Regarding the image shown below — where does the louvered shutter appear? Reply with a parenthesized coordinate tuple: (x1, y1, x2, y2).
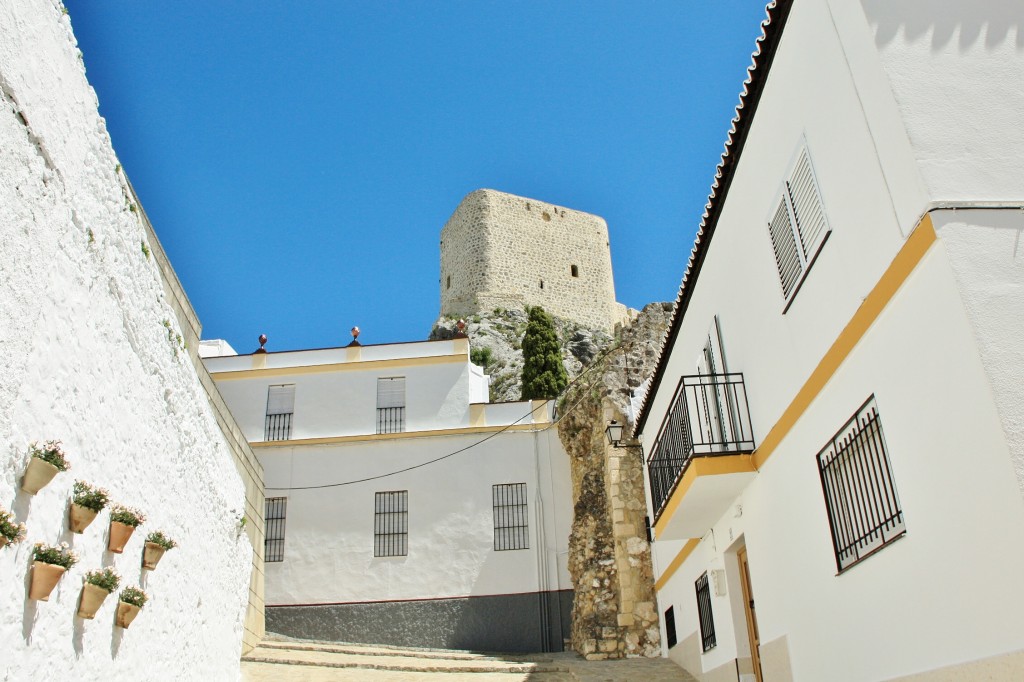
(266, 385, 295, 415)
(768, 196, 802, 298)
(377, 377, 405, 408)
(788, 148, 827, 258)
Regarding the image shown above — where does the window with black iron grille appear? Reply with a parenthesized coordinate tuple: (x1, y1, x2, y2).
(695, 572, 716, 652)
(664, 606, 677, 649)
(492, 483, 529, 551)
(265, 497, 287, 562)
(768, 146, 830, 307)
(377, 377, 405, 434)
(817, 396, 905, 573)
(265, 384, 295, 441)
(374, 490, 408, 557)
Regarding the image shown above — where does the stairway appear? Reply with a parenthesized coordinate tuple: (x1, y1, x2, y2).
(242, 636, 696, 681)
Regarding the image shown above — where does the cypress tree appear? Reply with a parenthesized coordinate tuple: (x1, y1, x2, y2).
(520, 306, 568, 400)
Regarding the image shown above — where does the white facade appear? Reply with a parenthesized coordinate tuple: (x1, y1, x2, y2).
(0, 1, 255, 678)
(205, 337, 575, 652)
(635, 2, 1024, 681)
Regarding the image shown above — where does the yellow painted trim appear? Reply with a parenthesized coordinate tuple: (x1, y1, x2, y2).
(655, 539, 700, 592)
(751, 215, 936, 470)
(653, 454, 755, 538)
(211, 353, 465, 381)
(252, 421, 550, 447)
(652, 217, 937, 540)
(469, 404, 486, 427)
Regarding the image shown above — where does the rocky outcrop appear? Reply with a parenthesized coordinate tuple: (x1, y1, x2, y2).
(432, 301, 671, 659)
(557, 302, 673, 659)
(431, 308, 615, 402)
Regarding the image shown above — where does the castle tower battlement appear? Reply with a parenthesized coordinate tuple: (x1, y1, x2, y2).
(440, 189, 627, 332)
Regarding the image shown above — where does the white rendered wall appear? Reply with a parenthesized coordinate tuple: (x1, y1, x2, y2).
(641, 1, 1024, 679)
(260, 425, 573, 605)
(933, 208, 1024, 495)
(859, 0, 1024, 203)
(652, 248, 1024, 680)
(206, 345, 475, 441)
(0, 1, 251, 679)
(642, 0, 919, 456)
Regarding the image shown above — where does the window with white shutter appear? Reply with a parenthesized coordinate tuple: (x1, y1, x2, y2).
(265, 384, 295, 441)
(376, 377, 405, 434)
(768, 146, 830, 308)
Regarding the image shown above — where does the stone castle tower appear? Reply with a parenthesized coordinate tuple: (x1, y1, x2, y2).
(440, 189, 628, 332)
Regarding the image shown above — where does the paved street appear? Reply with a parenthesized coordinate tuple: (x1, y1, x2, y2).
(241, 638, 696, 682)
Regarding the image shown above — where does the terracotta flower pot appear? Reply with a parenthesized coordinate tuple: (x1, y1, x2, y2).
(22, 458, 59, 494)
(116, 601, 141, 629)
(0, 537, 8, 549)
(69, 504, 99, 534)
(142, 542, 166, 570)
(77, 582, 110, 619)
(108, 521, 136, 553)
(29, 561, 67, 601)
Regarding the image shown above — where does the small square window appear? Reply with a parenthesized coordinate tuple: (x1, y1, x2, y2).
(664, 606, 677, 649)
(265, 497, 287, 562)
(817, 397, 905, 573)
(695, 572, 716, 652)
(768, 145, 830, 309)
(492, 483, 529, 551)
(374, 491, 408, 557)
(377, 377, 405, 434)
(265, 385, 294, 441)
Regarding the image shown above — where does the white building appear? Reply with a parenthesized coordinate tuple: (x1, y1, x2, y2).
(203, 333, 575, 652)
(632, 1, 1024, 680)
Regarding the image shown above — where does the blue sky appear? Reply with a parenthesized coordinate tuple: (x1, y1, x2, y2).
(65, 1, 769, 353)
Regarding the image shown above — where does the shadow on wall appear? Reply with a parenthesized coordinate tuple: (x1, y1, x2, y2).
(861, 0, 1024, 50)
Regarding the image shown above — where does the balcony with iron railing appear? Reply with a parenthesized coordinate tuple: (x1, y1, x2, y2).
(647, 373, 756, 540)
(264, 412, 292, 442)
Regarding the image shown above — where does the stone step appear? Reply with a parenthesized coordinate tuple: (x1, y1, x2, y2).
(257, 637, 553, 663)
(243, 644, 570, 675)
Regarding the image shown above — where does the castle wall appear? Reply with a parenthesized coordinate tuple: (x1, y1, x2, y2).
(440, 189, 626, 332)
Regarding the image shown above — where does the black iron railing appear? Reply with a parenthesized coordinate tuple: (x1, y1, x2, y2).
(647, 373, 754, 522)
(264, 412, 292, 441)
(377, 406, 405, 434)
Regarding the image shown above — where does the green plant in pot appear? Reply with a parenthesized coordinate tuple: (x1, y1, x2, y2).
(78, 567, 120, 619)
(0, 507, 27, 549)
(142, 531, 177, 570)
(69, 480, 110, 534)
(30, 542, 78, 601)
(116, 585, 148, 628)
(22, 440, 71, 494)
(107, 505, 146, 554)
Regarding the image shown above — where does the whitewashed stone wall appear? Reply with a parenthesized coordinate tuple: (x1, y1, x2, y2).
(0, 1, 251, 678)
(440, 189, 628, 332)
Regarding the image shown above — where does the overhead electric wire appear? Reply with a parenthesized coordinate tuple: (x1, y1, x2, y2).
(266, 340, 632, 492)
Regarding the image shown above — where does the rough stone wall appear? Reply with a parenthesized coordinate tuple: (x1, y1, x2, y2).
(0, 1, 252, 677)
(557, 303, 672, 659)
(440, 189, 628, 333)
